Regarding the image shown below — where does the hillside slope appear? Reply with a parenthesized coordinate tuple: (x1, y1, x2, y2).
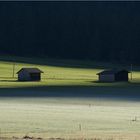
(0, 56, 139, 89)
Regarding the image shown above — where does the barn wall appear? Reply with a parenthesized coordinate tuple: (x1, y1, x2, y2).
(18, 71, 30, 81)
(115, 72, 128, 81)
(30, 73, 41, 81)
(99, 74, 115, 82)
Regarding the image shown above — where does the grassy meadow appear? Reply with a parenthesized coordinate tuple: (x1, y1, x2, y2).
(0, 56, 140, 139)
(0, 57, 99, 88)
(0, 56, 139, 88)
(0, 97, 140, 140)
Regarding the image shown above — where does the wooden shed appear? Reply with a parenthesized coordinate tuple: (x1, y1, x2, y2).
(97, 69, 130, 82)
(17, 68, 43, 81)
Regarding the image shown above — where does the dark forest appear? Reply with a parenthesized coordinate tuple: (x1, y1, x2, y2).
(0, 2, 140, 63)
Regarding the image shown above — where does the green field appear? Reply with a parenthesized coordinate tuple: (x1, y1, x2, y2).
(0, 57, 140, 139)
(0, 56, 139, 88)
(0, 57, 140, 88)
(0, 56, 100, 88)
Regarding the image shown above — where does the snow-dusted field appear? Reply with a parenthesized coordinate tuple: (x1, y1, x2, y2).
(0, 96, 140, 140)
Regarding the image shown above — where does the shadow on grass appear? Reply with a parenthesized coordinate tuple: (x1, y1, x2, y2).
(92, 80, 140, 86)
(92, 80, 133, 84)
(0, 55, 139, 71)
(92, 80, 118, 83)
(0, 83, 140, 102)
(0, 80, 18, 82)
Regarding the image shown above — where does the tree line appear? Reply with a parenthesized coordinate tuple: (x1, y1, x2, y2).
(0, 2, 139, 63)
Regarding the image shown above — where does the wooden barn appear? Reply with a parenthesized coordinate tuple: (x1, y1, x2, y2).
(17, 68, 43, 81)
(97, 69, 130, 82)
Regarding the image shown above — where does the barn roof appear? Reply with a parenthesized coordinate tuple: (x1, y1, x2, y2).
(97, 69, 129, 75)
(17, 68, 44, 74)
